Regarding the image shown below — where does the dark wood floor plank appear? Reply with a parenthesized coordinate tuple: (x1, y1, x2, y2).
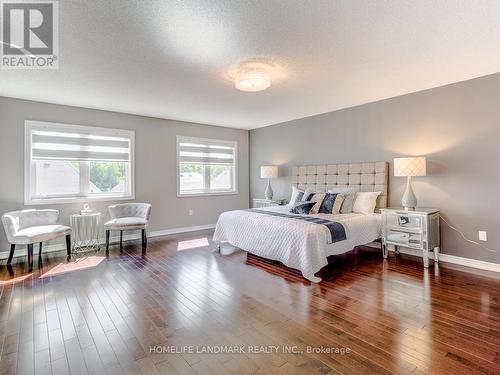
(51, 356, 70, 375)
(16, 339, 34, 374)
(64, 336, 88, 375)
(81, 344, 106, 374)
(34, 347, 51, 375)
(48, 328, 66, 363)
(0, 351, 17, 375)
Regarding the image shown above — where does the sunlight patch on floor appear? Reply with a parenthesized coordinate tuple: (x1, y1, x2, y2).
(39, 256, 105, 278)
(177, 237, 209, 251)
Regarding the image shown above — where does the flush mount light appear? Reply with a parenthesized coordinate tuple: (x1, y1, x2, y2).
(235, 61, 272, 92)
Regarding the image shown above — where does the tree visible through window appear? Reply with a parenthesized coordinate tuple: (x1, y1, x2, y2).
(90, 161, 126, 193)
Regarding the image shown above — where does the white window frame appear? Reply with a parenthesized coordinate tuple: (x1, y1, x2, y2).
(24, 120, 135, 205)
(177, 136, 238, 197)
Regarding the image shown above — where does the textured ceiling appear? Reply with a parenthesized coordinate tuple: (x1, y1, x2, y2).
(2, 0, 500, 129)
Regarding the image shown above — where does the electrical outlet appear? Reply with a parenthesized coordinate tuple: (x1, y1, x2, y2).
(188, 209, 193, 216)
(478, 231, 487, 241)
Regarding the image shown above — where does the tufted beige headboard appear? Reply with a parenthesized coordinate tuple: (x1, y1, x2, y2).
(292, 161, 389, 209)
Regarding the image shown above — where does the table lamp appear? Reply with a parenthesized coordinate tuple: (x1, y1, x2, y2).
(260, 166, 278, 200)
(394, 157, 426, 210)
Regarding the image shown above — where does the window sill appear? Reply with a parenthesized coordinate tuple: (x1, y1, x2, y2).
(25, 194, 135, 206)
(177, 191, 238, 198)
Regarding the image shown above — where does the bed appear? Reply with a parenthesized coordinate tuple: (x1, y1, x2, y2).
(213, 161, 389, 283)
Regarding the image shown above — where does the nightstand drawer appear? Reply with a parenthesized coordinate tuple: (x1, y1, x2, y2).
(385, 212, 423, 231)
(386, 230, 423, 249)
(386, 225, 422, 234)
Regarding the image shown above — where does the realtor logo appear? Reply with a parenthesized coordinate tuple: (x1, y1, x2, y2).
(1, 0, 58, 69)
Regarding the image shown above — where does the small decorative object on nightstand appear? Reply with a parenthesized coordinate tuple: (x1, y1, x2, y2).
(381, 207, 440, 268)
(252, 198, 286, 208)
(260, 165, 278, 200)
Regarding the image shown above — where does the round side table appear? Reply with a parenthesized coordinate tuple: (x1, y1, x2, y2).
(70, 212, 101, 253)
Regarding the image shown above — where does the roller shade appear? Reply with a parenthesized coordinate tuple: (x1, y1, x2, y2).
(178, 138, 235, 166)
(31, 129, 132, 162)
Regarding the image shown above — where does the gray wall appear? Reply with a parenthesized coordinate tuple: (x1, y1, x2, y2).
(250, 73, 500, 264)
(0, 97, 249, 254)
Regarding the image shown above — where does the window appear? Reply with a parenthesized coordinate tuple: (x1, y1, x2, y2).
(25, 120, 134, 204)
(177, 136, 237, 196)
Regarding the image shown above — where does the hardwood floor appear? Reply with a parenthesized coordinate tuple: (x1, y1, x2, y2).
(0, 230, 499, 375)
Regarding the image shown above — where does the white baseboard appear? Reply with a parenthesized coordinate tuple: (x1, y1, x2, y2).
(387, 246, 500, 273)
(0, 224, 216, 260)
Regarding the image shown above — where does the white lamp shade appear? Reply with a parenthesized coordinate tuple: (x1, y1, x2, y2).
(260, 165, 278, 179)
(394, 157, 426, 177)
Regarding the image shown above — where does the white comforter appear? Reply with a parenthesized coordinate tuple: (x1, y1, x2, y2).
(213, 206, 382, 283)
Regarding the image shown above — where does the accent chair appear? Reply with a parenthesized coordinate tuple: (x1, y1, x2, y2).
(104, 203, 152, 252)
(2, 209, 72, 271)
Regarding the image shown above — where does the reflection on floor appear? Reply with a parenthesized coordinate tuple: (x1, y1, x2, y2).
(177, 237, 210, 251)
(0, 229, 499, 375)
(0, 273, 32, 286)
(39, 255, 106, 278)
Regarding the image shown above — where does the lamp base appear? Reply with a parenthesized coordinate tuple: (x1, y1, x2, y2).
(264, 179, 273, 200)
(401, 176, 417, 210)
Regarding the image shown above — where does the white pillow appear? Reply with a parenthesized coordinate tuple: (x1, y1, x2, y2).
(352, 191, 382, 214)
(288, 186, 304, 207)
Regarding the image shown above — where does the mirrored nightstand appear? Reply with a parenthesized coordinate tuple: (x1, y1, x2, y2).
(381, 208, 440, 268)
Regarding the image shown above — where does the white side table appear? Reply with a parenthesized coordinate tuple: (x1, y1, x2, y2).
(381, 208, 440, 268)
(70, 212, 101, 253)
(252, 198, 286, 208)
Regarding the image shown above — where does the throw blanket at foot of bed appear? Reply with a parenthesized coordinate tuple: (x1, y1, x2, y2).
(213, 207, 349, 283)
(245, 209, 346, 244)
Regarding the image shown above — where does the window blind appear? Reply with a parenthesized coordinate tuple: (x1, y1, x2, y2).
(178, 138, 235, 166)
(31, 128, 131, 162)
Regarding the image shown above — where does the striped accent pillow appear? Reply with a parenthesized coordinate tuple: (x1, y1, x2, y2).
(319, 193, 345, 214)
(309, 193, 326, 214)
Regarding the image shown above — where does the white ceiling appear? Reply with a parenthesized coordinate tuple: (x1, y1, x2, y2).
(2, 0, 500, 129)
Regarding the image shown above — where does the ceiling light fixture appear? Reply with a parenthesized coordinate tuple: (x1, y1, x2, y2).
(235, 61, 272, 92)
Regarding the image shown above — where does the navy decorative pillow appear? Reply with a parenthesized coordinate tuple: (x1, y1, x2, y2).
(319, 193, 339, 214)
(290, 202, 315, 215)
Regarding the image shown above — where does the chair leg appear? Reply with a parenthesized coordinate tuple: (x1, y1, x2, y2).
(66, 235, 71, 257)
(120, 231, 123, 250)
(38, 242, 43, 264)
(27, 244, 34, 272)
(7, 244, 15, 265)
(106, 230, 110, 253)
(142, 229, 147, 245)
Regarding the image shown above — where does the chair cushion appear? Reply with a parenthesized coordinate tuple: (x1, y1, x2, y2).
(13, 225, 72, 244)
(104, 217, 148, 230)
